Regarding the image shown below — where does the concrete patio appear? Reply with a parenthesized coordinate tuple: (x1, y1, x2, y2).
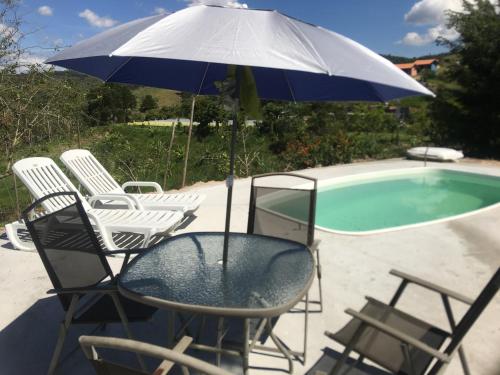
(0, 158, 499, 374)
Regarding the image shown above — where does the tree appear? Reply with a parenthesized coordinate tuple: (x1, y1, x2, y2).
(140, 94, 158, 113)
(86, 83, 136, 125)
(193, 96, 228, 139)
(260, 101, 307, 153)
(159, 105, 179, 119)
(0, 0, 86, 174)
(432, 0, 500, 156)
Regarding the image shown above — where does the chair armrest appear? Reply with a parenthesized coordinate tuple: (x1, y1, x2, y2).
(327, 308, 451, 364)
(103, 248, 148, 256)
(79, 336, 232, 375)
(390, 269, 474, 305)
(122, 181, 163, 193)
(85, 211, 120, 251)
(88, 194, 140, 210)
(47, 285, 117, 294)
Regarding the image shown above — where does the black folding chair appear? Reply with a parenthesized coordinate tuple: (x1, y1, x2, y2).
(246, 172, 321, 362)
(22, 192, 157, 375)
(247, 172, 321, 309)
(312, 267, 500, 375)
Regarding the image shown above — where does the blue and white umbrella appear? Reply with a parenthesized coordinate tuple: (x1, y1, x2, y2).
(47, 4, 434, 263)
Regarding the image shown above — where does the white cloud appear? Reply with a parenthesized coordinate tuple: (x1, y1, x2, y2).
(78, 9, 118, 28)
(187, 0, 248, 9)
(427, 23, 460, 40)
(0, 22, 19, 42)
(402, 23, 460, 46)
(20, 53, 46, 66)
(401, 32, 428, 46)
(405, 0, 497, 25)
(404, 0, 462, 25)
(154, 7, 169, 15)
(401, 0, 466, 46)
(15, 53, 50, 73)
(38, 5, 53, 16)
(402, 0, 499, 46)
(52, 38, 64, 47)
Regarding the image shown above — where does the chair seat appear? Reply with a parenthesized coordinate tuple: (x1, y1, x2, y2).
(306, 347, 392, 375)
(74, 294, 157, 324)
(330, 298, 449, 375)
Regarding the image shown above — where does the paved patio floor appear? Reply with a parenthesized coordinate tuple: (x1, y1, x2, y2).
(1, 158, 499, 374)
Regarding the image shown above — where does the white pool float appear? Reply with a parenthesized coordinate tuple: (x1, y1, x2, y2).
(407, 147, 464, 162)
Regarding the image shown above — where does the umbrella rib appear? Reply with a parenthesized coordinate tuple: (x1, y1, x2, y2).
(282, 70, 297, 103)
(279, 13, 330, 75)
(196, 62, 210, 95)
(365, 81, 386, 103)
(104, 56, 133, 82)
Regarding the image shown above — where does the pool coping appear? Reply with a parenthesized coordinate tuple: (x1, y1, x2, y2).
(315, 166, 500, 236)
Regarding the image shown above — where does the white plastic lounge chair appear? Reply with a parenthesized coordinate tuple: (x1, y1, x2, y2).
(6, 157, 184, 251)
(407, 147, 464, 162)
(60, 149, 205, 214)
(5, 221, 34, 251)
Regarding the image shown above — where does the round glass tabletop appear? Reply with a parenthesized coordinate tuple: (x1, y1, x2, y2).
(119, 232, 314, 317)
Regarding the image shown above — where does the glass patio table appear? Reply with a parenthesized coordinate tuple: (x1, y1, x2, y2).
(118, 231, 315, 373)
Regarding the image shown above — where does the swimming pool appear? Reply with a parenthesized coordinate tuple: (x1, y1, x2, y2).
(316, 168, 500, 234)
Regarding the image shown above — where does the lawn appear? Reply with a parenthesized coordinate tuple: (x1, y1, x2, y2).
(128, 119, 195, 127)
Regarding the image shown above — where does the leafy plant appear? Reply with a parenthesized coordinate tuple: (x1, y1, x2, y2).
(431, 0, 500, 156)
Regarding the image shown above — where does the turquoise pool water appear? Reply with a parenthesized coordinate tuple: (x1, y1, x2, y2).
(263, 169, 500, 233)
(316, 169, 500, 232)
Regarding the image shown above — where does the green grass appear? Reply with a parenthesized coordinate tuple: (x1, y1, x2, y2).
(130, 87, 181, 108)
(128, 120, 181, 127)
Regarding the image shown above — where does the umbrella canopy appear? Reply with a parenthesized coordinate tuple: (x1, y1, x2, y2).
(46, 5, 433, 102)
(46, 4, 434, 265)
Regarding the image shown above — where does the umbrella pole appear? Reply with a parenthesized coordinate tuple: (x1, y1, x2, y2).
(181, 96, 197, 188)
(222, 109, 238, 265)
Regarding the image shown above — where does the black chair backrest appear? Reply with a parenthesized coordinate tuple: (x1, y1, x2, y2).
(247, 173, 317, 246)
(429, 267, 500, 374)
(22, 192, 114, 310)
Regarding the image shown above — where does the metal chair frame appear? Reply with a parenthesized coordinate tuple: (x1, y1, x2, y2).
(79, 335, 233, 375)
(326, 268, 500, 375)
(23, 192, 153, 375)
(246, 172, 322, 363)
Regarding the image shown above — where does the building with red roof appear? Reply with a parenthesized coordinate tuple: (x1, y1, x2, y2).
(395, 59, 439, 79)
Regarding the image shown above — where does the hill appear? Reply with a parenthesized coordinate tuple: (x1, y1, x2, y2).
(130, 86, 181, 108)
(54, 70, 181, 108)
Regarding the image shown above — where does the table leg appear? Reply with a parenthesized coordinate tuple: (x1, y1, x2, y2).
(216, 317, 225, 367)
(167, 310, 176, 348)
(267, 319, 294, 374)
(303, 292, 309, 363)
(243, 318, 250, 375)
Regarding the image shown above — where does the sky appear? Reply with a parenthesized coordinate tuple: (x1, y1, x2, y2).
(17, 0, 471, 64)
